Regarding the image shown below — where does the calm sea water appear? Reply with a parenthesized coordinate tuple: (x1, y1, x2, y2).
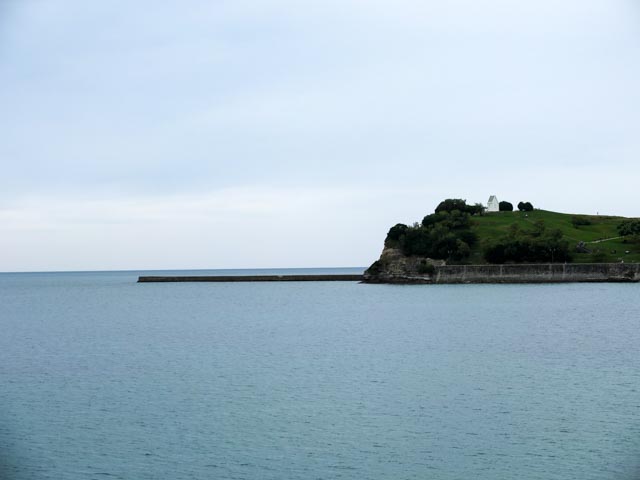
(1, 269, 639, 480)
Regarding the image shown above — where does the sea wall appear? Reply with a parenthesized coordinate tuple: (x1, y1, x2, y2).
(363, 263, 640, 284)
(138, 274, 364, 283)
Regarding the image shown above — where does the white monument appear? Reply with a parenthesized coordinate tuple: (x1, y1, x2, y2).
(487, 195, 499, 212)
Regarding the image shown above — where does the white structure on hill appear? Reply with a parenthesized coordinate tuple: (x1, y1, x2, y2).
(487, 195, 499, 212)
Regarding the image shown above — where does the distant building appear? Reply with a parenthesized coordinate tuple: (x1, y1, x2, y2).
(487, 195, 499, 212)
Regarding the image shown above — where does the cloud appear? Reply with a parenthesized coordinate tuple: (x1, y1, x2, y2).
(0, 186, 427, 271)
(0, 0, 639, 269)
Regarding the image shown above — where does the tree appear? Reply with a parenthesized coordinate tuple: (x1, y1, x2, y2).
(392, 201, 478, 261)
(571, 216, 592, 228)
(469, 203, 486, 216)
(452, 239, 471, 260)
(617, 219, 640, 236)
(517, 201, 534, 212)
(435, 199, 468, 213)
(402, 228, 432, 256)
(386, 223, 408, 241)
(483, 224, 570, 263)
(434, 199, 483, 215)
(499, 201, 513, 212)
(422, 212, 445, 228)
(422, 210, 473, 231)
(417, 260, 435, 275)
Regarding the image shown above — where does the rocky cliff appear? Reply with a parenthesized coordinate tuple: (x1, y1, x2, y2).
(363, 247, 445, 284)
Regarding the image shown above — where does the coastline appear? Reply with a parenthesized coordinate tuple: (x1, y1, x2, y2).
(363, 262, 640, 284)
(137, 264, 640, 284)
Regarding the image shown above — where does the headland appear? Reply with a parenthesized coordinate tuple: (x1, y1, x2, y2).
(364, 197, 640, 284)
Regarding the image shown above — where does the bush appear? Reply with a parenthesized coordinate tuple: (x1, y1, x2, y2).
(517, 201, 534, 212)
(571, 216, 592, 227)
(422, 210, 473, 231)
(417, 261, 435, 275)
(499, 201, 513, 212)
(434, 199, 483, 216)
(384, 199, 482, 262)
(400, 215, 477, 260)
(617, 219, 640, 236)
(385, 223, 409, 247)
(484, 242, 506, 264)
(483, 227, 571, 263)
(469, 203, 486, 216)
(402, 228, 432, 256)
(422, 212, 444, 228)
(452, 239, 471, 260)
(435, 199, 469, 213)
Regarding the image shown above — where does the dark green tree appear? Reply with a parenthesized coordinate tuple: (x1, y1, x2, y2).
(435, 199, 469, 213)
(483, 224, 570, 263)
(617, 219, 640, 236)
(402, 228, 432, 256)
(571, 216, 592, 228)
(392, 202, 478, 261)
(499, 201, 513, 212)
(385, 223, 409, 247)
(469, 203, 486, 216)
(434, 199, 483, 216)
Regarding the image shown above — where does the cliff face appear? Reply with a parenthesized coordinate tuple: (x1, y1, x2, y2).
(363, 247, 445, 284)
(364, 248, 640, 284)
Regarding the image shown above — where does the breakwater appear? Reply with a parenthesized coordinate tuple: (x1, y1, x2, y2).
(363, 263, 640, 284)
(138, 274, 364, 283)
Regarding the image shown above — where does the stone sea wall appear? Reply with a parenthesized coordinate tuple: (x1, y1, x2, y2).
(437, 263, 640, 284)
(138, 274, 364, 283)
(364, 259, 640, 284)
(364, 247, 640, 284)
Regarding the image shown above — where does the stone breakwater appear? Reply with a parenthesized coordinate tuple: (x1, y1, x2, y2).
(138, 275, 364, 283)
(363, 262, 640, 284)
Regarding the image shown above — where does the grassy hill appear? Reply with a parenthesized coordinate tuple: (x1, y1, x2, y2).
(468, 210, 639, 264)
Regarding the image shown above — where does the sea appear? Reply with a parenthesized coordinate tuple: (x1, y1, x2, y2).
(1, 268, 639, 480)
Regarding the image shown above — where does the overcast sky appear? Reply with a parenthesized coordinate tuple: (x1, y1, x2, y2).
(1, 0, 639, 271)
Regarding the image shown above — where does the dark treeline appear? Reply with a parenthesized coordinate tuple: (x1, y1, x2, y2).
(386, 199, 478, 262)
(385, 198, 570, 264)
(618, 219, 640, 237)
(484, 221, 571, 264)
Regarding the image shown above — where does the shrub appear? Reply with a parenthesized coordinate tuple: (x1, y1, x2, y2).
(483, 228, 570, 263)
(385, 223, 409, 247)
(499, 201, 513, 212)
(617, 219, 640, 236)
(434, 199, 483, 215)
(402, 228, 432, 256)
(435, 199, 469, 213)
(384, 199, 482, 262)
(571, 216, 592, 227)
(469, 203, 486, 216)
(517, 201, 534, 212)
(417, 261, 435, 275)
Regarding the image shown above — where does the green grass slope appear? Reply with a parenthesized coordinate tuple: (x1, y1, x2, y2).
(468, 210, 640, 264)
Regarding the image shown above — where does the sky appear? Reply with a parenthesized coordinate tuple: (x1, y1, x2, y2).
(1, 0, 639, 271)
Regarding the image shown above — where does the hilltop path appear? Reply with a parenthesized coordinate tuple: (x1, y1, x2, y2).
(587, 236, 624, 244)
